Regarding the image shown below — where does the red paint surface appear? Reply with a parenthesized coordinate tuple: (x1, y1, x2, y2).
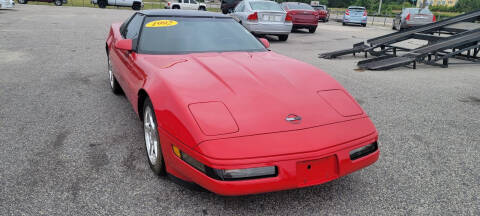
(106, 21, 379, 195)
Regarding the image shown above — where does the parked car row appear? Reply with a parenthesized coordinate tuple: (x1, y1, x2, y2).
(230, 0, 321, 41)
(17, 0, 66, 6)
(15, 0, 142, 9)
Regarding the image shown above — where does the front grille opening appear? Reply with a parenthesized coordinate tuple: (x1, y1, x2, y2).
(349, 142, 378, 160)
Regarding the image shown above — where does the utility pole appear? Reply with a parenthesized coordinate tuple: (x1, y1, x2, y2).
(378, 0, 383, 14)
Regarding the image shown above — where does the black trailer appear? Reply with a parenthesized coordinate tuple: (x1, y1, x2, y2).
(319, 9, 480, 70)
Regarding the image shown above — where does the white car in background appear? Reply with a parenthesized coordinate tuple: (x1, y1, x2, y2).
(0, 0, 15, 8)
(91, 0, 143, 10)
(165, 0, 207, 11)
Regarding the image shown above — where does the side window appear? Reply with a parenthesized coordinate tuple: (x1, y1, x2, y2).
(125, 14, 144, 39)
(191, 0, 197, 4)
(184, 0, 189, 3)
(235, 2, 244, 12)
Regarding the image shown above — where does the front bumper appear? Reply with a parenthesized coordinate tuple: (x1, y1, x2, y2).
(161, 119, 379, 196)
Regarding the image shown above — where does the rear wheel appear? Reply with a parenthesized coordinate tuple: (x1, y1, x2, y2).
(198, 6, 206, 11)
(143, 98, 166, 176)
(278, 35, 288, 41)
(362, 23, 367, 27)
(132, 2, 141, 10)
(98, 0, 107, 8)
(309, 26, 317, 33)
(54, 0, 62, 6)
(342, 22, 346, 26)
(172, 5, 180, 9)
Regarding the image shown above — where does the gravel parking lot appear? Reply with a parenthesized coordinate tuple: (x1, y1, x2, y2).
(1, 5, 479, 215)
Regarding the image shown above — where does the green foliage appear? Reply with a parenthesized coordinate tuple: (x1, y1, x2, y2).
(455, 0, 480, 12)
(430, 5, 456, 12)
(319, 0, 329, 5)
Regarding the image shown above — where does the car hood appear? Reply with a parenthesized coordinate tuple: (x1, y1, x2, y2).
(137, 51, 367, 142)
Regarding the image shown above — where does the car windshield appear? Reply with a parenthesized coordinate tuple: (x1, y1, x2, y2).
(405, 8, 432, 15)
(349, 7, 365, 11)
(312, 5, 325, 10)
(285, 3, 313, 10)
(249, 1, 283, 11)
(138, 17, 267, 54)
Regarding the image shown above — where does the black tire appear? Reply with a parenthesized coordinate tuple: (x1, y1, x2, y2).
(54, 0, 62, 6)
(362, 23, 367, 27)
(172, 5, 180, 9)
(132, 2, 141, 10)
(309, 26, 316, 33)
(222, 9, 228, 14)
(278, 35, 288, 41)
(143, 98, 166, 176)
(107, 54, 122, 94)
(18, 0, 27, 4)
(342, 22, 346, 26)
(198, 6, 206, 11)
(98, 0, 107, 8)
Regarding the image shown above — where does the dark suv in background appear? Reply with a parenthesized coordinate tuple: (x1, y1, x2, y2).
(221, 0, 241, 14)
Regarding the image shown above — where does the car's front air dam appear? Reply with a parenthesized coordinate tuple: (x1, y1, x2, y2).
(164, 118, 379, 195)
(167, 135, 379, 196)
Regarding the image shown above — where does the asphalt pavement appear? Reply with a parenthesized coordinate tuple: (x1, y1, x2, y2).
(0, 5, 479, 215)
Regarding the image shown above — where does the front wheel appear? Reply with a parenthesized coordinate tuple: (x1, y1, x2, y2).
(143, 98, 166, 176)
(198, 6, 206, 11)
(107, 55, 122, 94)
(309, 26, 317, 33)
(132, 2, 141, 10)
(54, 0, 62, 6)
(278, 35, 288, 41)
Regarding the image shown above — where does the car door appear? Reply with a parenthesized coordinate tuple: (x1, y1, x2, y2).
(190, 0, 199, 10)
(183, 0, 192, 9)
(113, 13, 145, 103)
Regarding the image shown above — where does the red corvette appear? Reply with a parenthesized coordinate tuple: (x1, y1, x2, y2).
(106, 10, 379, 196)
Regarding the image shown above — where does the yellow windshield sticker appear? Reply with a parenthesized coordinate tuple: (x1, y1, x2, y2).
(145, 20, 178, 27)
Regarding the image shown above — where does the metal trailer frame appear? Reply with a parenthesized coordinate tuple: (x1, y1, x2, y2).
(319, 9, 480, 70)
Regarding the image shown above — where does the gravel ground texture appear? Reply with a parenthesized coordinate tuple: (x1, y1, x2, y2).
(1, 5, 479, 216)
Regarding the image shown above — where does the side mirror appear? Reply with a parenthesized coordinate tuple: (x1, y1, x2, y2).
(259, 38, 270, 48)
(115, 39, 133, 51)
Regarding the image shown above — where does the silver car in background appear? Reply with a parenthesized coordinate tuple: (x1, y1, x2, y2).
(231, 0, 292, 41)
(393, 8, 436, 30)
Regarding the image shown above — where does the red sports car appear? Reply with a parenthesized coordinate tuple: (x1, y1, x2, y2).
(106, 10, 379, 196)
(281, 2, 319, 33)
